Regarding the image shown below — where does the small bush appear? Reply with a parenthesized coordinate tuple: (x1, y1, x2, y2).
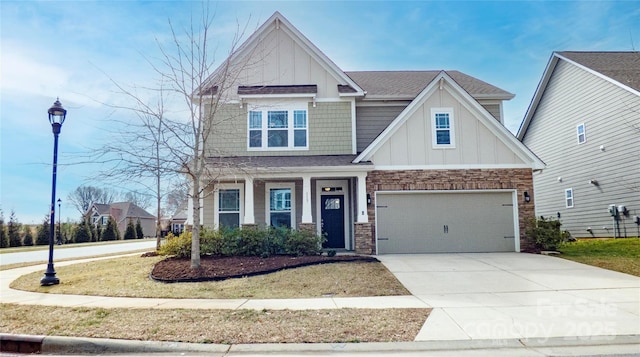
(284, 229, 324, 256)
(525, 216, 571, 251)
(158, 232, 192, 258)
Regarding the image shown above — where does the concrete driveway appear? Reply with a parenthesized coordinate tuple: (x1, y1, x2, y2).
(377, 253, 640, 342)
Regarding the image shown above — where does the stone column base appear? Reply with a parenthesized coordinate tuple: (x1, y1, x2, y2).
(354, 222, 374, 254)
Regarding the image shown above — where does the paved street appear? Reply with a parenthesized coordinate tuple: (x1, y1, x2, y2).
(0, 239, 157, 266)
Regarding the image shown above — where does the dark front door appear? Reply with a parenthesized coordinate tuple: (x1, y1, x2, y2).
(321, 195, 345, 248)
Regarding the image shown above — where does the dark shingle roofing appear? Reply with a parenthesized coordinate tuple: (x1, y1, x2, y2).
(345, 70, 514, 100)
(557, 51, 640, 92)
(207, 155, 371, 169)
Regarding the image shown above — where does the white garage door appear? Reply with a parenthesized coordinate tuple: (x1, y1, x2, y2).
(376, 191, 516, 254)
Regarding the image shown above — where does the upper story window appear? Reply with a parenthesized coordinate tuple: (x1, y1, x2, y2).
(576, 124, 586, 144)
(248, 107, 308, 150)
(565, 188, 574, 208)
(431, 108, 455, 148)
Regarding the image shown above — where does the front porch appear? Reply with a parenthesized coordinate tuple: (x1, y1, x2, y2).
(199, 156, 374, 253)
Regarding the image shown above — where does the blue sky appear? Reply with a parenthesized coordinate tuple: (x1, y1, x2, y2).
(1, 1, 639, 224)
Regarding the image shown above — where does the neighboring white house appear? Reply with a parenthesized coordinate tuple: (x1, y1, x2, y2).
(518, 51, 640, 239)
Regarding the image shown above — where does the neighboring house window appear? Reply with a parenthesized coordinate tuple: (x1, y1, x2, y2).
(576, 124, 586, 144)
(248, 107, 308, 150)
(218, 189, 241, 228)
(565, 188, 574, 208)
(266, 183, 295, 229)
(431, 108, 455, 148)
(101, 216, 108, 225)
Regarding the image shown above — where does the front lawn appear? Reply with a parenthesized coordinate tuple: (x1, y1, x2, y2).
(557, 238, 640, 277)
(10, 255, 409, 298)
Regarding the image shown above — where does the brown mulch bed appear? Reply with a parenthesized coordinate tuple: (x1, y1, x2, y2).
(150, 255, 378, 283)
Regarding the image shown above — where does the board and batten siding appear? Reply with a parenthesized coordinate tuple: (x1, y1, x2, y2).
(523, 59, 640, 238)
(370, 82, 525, 166)
(205, 101, 353, 156)
(227, 22, 342, 100)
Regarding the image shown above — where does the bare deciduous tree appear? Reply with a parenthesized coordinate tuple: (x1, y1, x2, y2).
(94, 4, 252, 267)
(67, 186, 118, 216)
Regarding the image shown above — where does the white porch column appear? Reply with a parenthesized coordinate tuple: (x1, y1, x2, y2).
(301, 175, 313, 223)
(357, 173, 369, 223)
(243, 177, 255, 224)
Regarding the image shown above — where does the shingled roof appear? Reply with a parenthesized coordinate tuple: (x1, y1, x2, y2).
(346, 70, 514, 100)
(557, 51, 640, 92)
(207, 155, 371, 169)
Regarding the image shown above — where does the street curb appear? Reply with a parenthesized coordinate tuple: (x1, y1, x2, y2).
(2, 333, 639, 355)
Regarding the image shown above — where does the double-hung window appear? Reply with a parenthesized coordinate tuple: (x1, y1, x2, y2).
(266, 183, 295, 229)
(565, 188, 574, 208)
(576, 124, 586, 144)
(431, 108, 455, 148)
(215, 184, 243, 229)
(248, 107, 308, 150)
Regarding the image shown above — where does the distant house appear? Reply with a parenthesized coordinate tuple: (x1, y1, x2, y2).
(185, 12, 544, 254)
(169, 206, 187, 235)
(518, 51, 640, 238)
(86, 202, 156, 238)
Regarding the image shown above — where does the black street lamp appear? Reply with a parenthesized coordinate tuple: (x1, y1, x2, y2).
(57, 198, 62, 244)
(41, 98, 67, 286)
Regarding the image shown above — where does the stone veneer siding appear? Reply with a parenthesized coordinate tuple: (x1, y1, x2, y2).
(297, 222, 316, 233)
(357, 168, 536, 254)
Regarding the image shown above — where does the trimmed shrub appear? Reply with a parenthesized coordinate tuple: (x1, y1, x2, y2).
(157, 226, 324, 258)
(525, 216, 571, 251)
(283, 229, 324, 256)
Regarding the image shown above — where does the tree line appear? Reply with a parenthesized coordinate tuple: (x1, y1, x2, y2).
(0, 209, 146, 249)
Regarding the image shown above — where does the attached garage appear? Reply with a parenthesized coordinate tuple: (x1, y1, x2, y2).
(376, 191, 518, 254)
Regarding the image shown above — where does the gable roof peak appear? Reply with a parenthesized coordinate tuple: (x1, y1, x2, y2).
(199, 11, 364, 98)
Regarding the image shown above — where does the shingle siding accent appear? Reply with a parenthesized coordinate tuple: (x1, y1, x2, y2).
(365, 169, 536, 253)
(307, 101, 353, 154)
(206, 102, 352, 156)
(206, 103, 247, 156)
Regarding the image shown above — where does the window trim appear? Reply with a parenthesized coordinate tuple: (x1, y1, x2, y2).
(247, 105, 309, 151)
(265, 182, 296, 229)
(431, 108, 455, 148)
(214, 183, 244, 229)
(565, 188, 574, 208)
(576, 123, 586, 144)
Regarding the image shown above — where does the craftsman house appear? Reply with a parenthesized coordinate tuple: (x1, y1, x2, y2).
(190, 12, 544, 254)
(518, 51, 640, 239)
(86, 202, 156, 238)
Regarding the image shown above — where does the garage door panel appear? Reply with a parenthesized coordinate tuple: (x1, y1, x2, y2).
(377, 192, 515, 254)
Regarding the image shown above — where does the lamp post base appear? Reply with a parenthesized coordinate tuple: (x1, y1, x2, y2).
(40, 264, 60, 286)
